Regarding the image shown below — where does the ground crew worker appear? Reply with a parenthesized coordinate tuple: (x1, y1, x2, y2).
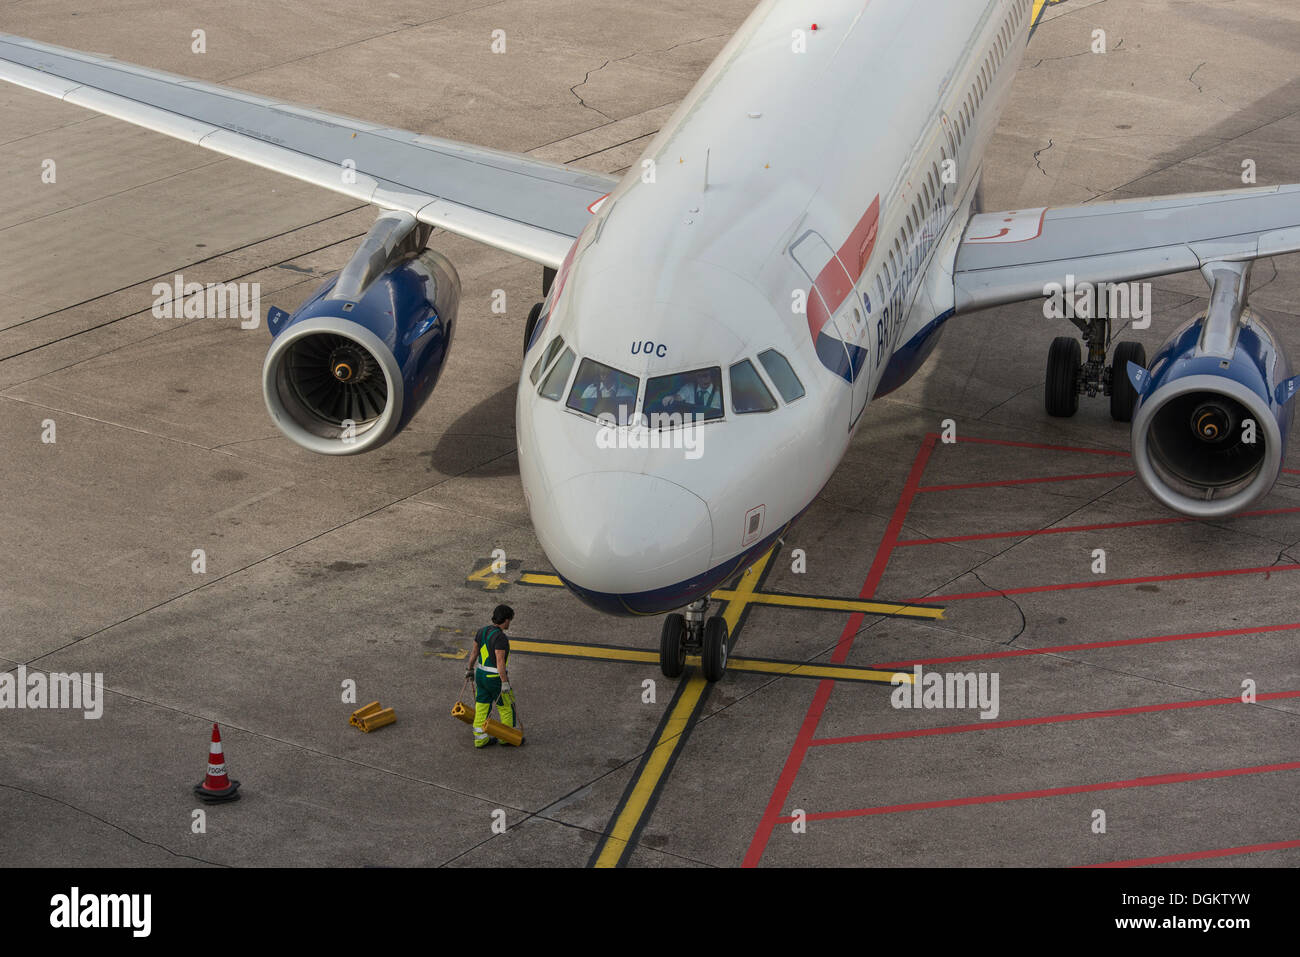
(465, 604, 521, 748)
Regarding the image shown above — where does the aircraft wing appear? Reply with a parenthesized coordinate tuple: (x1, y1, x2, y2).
(0, 33, 618, 269)
(953, 184, 1300, 313)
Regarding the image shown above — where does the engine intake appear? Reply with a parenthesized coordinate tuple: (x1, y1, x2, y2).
(1130, 261, 1295, 517)
(1136, 373, 1278, 513)
(262, 211, 460, 454)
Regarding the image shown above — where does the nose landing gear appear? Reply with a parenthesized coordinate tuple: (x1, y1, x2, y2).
(659, 597, 729, 682)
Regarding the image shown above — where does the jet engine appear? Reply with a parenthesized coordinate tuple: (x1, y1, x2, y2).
(1130, 261, 1298, 517)
(262, 211, 460, 454)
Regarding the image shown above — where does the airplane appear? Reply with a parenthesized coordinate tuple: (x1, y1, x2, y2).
(5, 0, 1300, 684)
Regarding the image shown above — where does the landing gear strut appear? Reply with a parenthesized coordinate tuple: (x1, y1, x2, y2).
(1044, 314, 1146, 422)
(523, 301, 543, 356)
(659, 597, 729, 682)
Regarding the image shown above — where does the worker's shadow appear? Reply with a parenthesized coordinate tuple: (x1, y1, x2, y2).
(420, 382, 519, 476)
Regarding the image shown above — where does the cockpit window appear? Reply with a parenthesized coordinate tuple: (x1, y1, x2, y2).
(530, 336, 565, 386)
(730, 359, 777, 413)
(644, 367, 724, 422)
(758, 349, 806, 402)
(566, 358, 639, 424)
(538, 348, 576, 401)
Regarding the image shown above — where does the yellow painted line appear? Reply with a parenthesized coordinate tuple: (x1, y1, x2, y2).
(509, 638, 657, 664)
(518, 563, 942, 620)
(1031, 0, 1066, 28)
(742, 591, 944, 620)
(508, 639, 906, 685)
(592, 549, 773, 868)
(726, 658, 913, 684)
(519, 572, 563, 586)
(722, 549, 771, 630)
(593, 674, 706, 867)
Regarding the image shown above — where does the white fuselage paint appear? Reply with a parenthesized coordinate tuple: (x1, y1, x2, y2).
(517, 0, 1035, 610)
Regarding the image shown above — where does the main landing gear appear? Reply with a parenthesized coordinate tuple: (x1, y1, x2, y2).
(522, 267, 557, 356)
(659, 597, 729, 682)
(1045, 314, 1146, 423)
(523, 302, 543, 356)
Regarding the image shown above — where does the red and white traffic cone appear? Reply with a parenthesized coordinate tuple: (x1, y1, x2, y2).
(193, 722, 240, 803)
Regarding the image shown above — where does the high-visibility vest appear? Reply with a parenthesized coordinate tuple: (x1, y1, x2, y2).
(476, 625, 506, 673)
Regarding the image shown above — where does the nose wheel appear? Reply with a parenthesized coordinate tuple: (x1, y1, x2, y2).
(659, 598, 729, 682)
(659, 614, 686, 678)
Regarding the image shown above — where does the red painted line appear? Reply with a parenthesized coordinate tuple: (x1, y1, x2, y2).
(953, 435, 1131, 457)
(776, 761, 1300, 823)
(741, 681, 833, 869)
(809, 691, 1300, 746)
(870, 622, 1300, 669)
(836, 433, 938, 661)
(917, 470, 1133, 493)
(914, 563, 1300, 603)
(1078, 838, 1300, 868)
(895, 506, 1300, 547)
(742, 433, 937, 868)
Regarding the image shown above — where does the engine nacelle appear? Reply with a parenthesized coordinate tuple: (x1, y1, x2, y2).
(262, 212, 460, 454)
(1131, 264, 1295, 517)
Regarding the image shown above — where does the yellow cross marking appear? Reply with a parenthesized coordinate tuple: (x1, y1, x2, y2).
(714, 588, 943, 620)
(590, 550, 773, 868)
(473, 548, 938, 867)
(509, 638, 911, 686)
(516, 568, 942, 621)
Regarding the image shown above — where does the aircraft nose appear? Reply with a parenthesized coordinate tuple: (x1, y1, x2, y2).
(536, 471, 714, 595)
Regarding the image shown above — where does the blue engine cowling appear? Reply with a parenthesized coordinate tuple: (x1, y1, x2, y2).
(1130, 309, 1295, 517)
(262, 247, 460, 455)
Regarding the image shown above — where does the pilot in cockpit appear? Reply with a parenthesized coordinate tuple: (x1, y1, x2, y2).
(660, 368, 722, 416)
(581, 366, 633, 403)
(577, 364, 637, 424)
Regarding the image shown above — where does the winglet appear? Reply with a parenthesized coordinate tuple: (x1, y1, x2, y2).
(267, 306, 291, 337)
(1276, 375, 1300, 406)
(1127, 361, 1152, 397)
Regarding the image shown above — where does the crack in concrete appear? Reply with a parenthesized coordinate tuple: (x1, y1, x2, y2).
(569, 32, 730, 121)
(0, 781, 227, 867)
(970, 569, 1028, 645)
(1032, 138, 1054, 176)
(570, 59, 614, 120)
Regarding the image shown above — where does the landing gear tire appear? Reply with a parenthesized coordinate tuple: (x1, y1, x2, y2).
(523, 301, 543, 356)
(1109, 341, 1147, 423)
(701, 616, 729, 682)
(1045, 336, 1081, 418)
(659, 613, 686, 679)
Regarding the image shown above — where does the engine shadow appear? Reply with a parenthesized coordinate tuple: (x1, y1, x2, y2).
(421, 382, 519, 477)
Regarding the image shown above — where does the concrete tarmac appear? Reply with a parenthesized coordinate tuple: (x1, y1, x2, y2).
(1, 0, 1297, 867)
